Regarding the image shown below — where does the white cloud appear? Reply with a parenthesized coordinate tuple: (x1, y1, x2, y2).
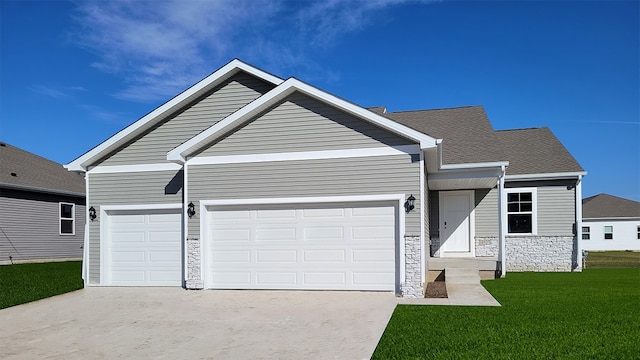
(71, 0, 431, 103)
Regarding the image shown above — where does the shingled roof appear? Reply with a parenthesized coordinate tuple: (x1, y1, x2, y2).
(0, 142, 85, 197)
(385, 106, 506, 165)
(496, 127, 584, 175)
(582, 193, 640, 219)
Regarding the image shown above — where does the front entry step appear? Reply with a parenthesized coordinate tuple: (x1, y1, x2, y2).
(445, 268, 481, 284)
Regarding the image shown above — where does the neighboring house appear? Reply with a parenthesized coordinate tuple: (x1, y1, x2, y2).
(0, 142, 86, 264)
(65, 59, 585, 297)
(581, 194, 640, 251)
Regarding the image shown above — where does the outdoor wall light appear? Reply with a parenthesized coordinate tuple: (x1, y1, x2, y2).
(405, 194, 416, 213)
(88, 206, 97, 221)
(187, 202, 196, 218)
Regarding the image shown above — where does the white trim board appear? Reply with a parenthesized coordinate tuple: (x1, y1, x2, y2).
(66, 59, 283, 172)
(88, 163, 183, 174)
(187, 145, 420, 166)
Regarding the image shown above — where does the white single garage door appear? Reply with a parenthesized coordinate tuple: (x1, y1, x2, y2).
(205, 202, 397, 290)
(105, 209, 182, 286)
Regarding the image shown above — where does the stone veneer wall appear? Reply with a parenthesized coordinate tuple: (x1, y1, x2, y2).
(506, 236, 576, 272)
(402, 234, 423, 298)
(186, 237, 204, 289)
(475, 236, 498, 257)
(474, 235, 577, 272)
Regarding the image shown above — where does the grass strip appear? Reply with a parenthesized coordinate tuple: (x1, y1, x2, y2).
(373, 268, 640, 359)
(0, 261, 83, 309)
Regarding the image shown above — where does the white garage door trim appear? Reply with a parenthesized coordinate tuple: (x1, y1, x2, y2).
(100, 203, 183, 286)
(200, 194, 406, 291)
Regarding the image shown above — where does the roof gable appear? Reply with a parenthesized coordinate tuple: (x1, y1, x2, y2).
(496, 127, 584, 176)
(168, 78, 438, 163)
(0, 142, 85, 196)
(386, 106, 506, 165)
(65, 59, 283, 171)
(583, 193, 640, 219)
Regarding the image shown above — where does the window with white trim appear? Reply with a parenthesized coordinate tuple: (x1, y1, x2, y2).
(604, 226, 613, 240)
(60, 203, 75, 235)
(582, 226, 590, 240)
(506, 188, 537, 234)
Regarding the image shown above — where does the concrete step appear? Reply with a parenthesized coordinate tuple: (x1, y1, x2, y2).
(445, 268, 481, 284)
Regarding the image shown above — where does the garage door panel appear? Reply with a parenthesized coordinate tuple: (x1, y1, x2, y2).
(255, 228, 296, 242)
(303, 272, 346, 286)
(106, 211, 182, 286)
(211, 229, 250, 242)
(303, 227, 344, 241)
(212, 250, 251, 262)
(352, 249, 395, 262)
(303, 249, 346, 262)
(207, 202, 397, 291)
(256, 249, 297, 263)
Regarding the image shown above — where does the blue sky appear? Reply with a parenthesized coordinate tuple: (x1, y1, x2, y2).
(1, 0, 638, 201)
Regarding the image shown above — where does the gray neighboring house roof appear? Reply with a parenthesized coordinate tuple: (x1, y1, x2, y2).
(376, 105, 584, 176)
(582, 193, 640, 219)
(0, 142, 85, 197)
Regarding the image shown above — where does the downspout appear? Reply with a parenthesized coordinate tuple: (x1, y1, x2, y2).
(83, 171, 89, 286)
(498, 165, 507, 278)
(575, 175, 583, 271)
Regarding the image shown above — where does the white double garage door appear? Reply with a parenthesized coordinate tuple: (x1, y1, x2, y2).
(105, 201, 398, 290)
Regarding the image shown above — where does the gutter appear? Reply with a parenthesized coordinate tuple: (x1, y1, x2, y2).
(0, 183, 85, 198)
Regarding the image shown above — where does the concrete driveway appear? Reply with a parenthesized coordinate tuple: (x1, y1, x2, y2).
(0, 288, 397, 359)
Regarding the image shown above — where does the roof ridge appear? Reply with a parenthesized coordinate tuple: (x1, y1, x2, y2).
(387, 105, 483, 114)
(496, 126, 548, 132)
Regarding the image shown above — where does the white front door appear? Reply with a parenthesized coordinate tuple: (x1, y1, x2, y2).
(439, 191, 474, 257)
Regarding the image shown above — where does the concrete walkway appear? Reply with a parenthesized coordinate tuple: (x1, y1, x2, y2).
(0, 288, 397, 360)
(399, 283, 501, 306)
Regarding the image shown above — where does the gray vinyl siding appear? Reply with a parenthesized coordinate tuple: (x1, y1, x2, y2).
(187, 154, 421, 238)
(475, 188, 498, 237)
(98, 72, 274, 166)
(0, 189, 85, 263)
(197, 92, 414, 157)
(87, 170, 183, 284)
(537, 186, 575, 236)
(473, 183, 576, 237)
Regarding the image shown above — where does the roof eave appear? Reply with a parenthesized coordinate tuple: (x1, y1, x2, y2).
(505, 171, 587, 182)
(1, 183, 85, 198)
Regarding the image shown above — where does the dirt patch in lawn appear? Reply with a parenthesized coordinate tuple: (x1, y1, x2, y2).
(425, 282, 448, 298)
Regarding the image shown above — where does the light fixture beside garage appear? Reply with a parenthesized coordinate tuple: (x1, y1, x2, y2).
(88, 206, 97, 221)
(405, 194, 416, 213)
(187, 202, 196, 218)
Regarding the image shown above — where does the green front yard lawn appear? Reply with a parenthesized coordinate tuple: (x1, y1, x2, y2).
(372, 268, 640, 359)
(0, 261, 83, 309)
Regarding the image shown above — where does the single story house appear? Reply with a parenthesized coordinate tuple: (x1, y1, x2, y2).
(65, 59, 585, 297)
(1, 142, 86, 264)
(582, 193, 640, 251)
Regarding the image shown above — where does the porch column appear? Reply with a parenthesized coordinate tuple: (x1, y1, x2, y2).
(575, 175, 583, 271)
(498, 166, 507, 277)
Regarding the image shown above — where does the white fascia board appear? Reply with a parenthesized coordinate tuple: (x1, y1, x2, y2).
(100, 203, 182, 211)
(88, 163, 182, 174)
(505, 171, 587, 181)
(66, 59, 284, 171)
(439, 161, 510, 171)
(168, 78, 439, 162)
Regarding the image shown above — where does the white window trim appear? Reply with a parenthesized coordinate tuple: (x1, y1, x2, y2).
(506, 187, 538, 235)
(604, 225, 614, 240)
(59, 202, 75, 236)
